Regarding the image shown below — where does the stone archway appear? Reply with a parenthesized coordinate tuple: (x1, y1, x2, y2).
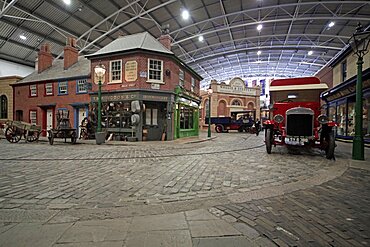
(247, 102, 254, 110)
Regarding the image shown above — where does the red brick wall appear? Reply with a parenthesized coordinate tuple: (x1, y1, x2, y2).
(13, 78, 91, 131)
(90, 52, 200, 96)
(64, 46, 78, 70)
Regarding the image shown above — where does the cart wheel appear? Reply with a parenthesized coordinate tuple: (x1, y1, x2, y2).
(265, 128, 273, 154)
(71, 131, 77, 144)
(48, 131, 54, 145)
(5, 127, 21, 143)
(25, 131, 40, 142)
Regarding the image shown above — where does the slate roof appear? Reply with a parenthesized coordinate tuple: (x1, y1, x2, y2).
(86, 32, 173, 57)
(14, 56, 90, 85)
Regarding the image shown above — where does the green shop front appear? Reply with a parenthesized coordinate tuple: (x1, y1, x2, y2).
(174, 86, 200, 139)
(321, 68, 370, 145)
(90, 89, 175, 141)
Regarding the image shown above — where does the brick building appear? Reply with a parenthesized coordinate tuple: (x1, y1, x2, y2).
(86, 31, 202, 141)
(200, 77, 260, 129)
(12, 40, 91, 137)
(0, 75, 23, 122)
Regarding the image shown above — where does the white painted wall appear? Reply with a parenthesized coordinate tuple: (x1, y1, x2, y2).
(0, 59, 34, 77)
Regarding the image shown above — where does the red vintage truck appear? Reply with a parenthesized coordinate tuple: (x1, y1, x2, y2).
(263, 77, 337, 159)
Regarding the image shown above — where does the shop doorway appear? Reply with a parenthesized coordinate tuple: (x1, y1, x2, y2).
(144, 102, 166, 141)
(77, 108, 87, 137)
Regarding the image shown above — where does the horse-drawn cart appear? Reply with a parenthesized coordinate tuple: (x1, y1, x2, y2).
(4, 120, 41, 143)
(47, 110, 77, 145)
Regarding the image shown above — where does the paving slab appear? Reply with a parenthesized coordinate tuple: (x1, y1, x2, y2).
(185, 209, 218, 221)
(0, 222, 71, 247)
(54, 241, 124, 247)
(192, 236, 255, 247)
(130, 212, 187, 232)
(0, 209, 58, 223)
(58, 218, 131, 243)
(188, 219, 241, 238)
(125, 230, 192, 247)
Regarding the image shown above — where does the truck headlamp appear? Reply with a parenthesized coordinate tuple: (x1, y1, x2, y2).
(317, 114, 329, 124)
(273, 114, 284, 123)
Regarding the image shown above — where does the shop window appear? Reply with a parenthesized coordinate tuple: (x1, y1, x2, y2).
(341, 60, 347, 82)
(29, 110, 37, 125)
(0, 95, 7, 119)
(328, 105, 336, 123)
(58, 81, 68, 95)
(347, 101, 355, 136)
(191, 77, 195, 92)
(76, 79, 87, 93)
(45, 83, 53, 95)
(231, 99, 242, 106)
(336, 103, 347, 136)
(364, 98, 370, 140)
(148, 59, 163, 83)
(110, 60, 122, 83)
(180, 106, 194, 129)
(145, 108, 158, 126)
(179, 69, 184, 87)
(205, 99, 210, 118)
(30, 85, 37, 97)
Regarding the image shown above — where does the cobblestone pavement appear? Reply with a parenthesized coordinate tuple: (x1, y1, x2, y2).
(0, 132, 369, 246)
(0, 132, 341, 210)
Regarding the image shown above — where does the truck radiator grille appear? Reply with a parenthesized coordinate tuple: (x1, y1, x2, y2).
(286, 114, 313, 136)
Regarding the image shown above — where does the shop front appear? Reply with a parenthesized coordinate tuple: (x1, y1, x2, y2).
(174, 86, 200, 139)
(321, 68, 370, 145)
(90, 90, 174, 141)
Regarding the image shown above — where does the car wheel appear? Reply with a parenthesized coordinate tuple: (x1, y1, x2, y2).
(215, 124, 224, 133)
(265, 128, 273, 154)
(325, 133, 335, 159)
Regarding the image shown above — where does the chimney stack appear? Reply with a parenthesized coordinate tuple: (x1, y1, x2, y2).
(38, 43, 53, 73)
(64, 37, 78, 70)
(159, 24, 171, 51)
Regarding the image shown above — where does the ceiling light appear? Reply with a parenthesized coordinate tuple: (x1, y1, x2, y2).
(328, 21, 335, 28)
(198, 35, 204, 42)
(257, 50, 262, 55)
(19, 34, 27, 40)
(182, 9, 189, 20)
(308, 50, 313, 55)
(63, 0, 71, 4)
(257, 24, 263, 31)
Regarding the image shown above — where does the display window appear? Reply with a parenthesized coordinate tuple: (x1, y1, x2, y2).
(347, 101, 355, 136)
(336, 103, 347, 136)
(179, 105, 194, 129)
(98, 101, 132, 128)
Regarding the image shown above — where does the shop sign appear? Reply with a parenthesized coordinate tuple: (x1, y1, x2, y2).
(125, 61, 138, 82)
(217, 85, 257, 96)
(151, 83, 160, 90)
(326, 79, 370, 101)
(143, 95, 169, 101)
(91, 94, 138, 102)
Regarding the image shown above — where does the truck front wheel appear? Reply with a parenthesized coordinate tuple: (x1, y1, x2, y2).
(265, 128, 273, 154)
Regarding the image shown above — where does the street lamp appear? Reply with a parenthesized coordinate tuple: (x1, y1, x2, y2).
(94, 63, 106, 133)
(207, 87, 213, 138)
(349, 23, 370, 160)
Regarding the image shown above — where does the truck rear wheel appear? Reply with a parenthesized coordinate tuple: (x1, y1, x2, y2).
(215, 124, 224, 133)
(325, 133, 335, 159)
(265, 128, 273, 154)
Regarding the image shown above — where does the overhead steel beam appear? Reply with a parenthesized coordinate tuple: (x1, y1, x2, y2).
(79, 0, 177, 53)
(187, 45, 342, 65)
(0, 0, 17, 19)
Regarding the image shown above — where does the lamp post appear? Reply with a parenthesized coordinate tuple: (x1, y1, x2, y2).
(349, 23, 370, 160)
(207, 87, 213, 138)
(94, 63, 106, 133)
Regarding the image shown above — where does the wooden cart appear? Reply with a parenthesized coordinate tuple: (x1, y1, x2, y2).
(47, 111, 77, 145)
(4, 120, 41, 143)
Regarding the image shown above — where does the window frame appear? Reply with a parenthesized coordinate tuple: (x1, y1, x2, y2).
(191, 77, 196, 92)
(29, 110, 37, 125)
(45, 83, 53, 96)
(29, 84, 37, 97)
(0, 95, 8, 119)
(109, 59, 122, 84)
(341, 60, 347, 82)
(179, 69, 185, 87)
(76, 79, 88, 94)
(58, 81, 68, 95)
(147, 59, 164, 83)
(231, 99, 242, 106)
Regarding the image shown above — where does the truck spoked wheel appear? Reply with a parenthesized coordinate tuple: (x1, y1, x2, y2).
(325, 133, 335, 160)
(265, 129, 273, 154)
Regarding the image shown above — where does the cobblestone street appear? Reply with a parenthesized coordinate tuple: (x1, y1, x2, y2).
(0, 132, 369, 246)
